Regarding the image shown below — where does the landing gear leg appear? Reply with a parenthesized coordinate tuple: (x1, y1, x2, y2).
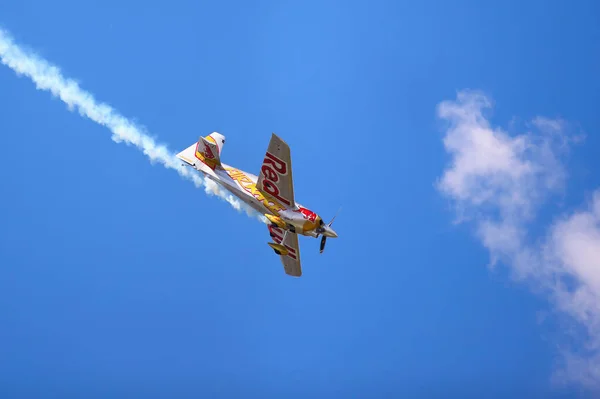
(273, 231, 288, 255)
(268, 230, 291, 256)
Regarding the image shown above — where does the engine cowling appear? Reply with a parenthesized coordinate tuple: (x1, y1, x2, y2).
(278, 207, 322, 233)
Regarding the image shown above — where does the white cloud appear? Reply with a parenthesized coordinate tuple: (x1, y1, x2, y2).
(436, 90, 600, 390)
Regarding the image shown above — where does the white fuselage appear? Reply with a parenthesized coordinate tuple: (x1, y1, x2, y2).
(189, 158, 321, 237)
(177, 135, 338, 240)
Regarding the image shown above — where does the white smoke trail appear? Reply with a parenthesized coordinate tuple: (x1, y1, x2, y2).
(0, 27, 262, 221)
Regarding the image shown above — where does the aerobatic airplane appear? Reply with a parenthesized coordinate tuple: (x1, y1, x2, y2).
(176, 132, 338, 277)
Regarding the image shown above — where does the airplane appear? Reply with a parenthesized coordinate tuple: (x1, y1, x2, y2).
(176, 132, 338, 277)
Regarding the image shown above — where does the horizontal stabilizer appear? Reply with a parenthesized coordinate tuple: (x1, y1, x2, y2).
(176, 143, 197, 166)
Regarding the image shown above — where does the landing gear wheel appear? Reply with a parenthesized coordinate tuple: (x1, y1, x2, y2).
(274, 249, 281, 255)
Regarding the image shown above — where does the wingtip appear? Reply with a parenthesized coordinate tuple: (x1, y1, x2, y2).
(270, 132, 290, 148)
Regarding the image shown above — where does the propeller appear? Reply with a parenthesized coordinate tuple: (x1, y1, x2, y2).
(318, 208, 341, 254)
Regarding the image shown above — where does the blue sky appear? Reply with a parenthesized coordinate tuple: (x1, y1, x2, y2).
(1, 1, 599, 398)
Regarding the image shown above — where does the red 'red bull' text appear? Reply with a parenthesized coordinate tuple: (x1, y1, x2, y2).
(261, 152, 291, 206)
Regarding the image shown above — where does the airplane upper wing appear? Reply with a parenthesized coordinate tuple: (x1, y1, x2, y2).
(268, 225, 302, 277)
(256, 133, 295, 209)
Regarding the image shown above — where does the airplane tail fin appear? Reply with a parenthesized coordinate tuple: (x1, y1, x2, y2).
(204, 132, 226, 156)
(177, 132, 226, 170)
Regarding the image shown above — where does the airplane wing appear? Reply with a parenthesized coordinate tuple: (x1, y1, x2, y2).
(257, 133, 295, 209)
(268, 225, 302, 277)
